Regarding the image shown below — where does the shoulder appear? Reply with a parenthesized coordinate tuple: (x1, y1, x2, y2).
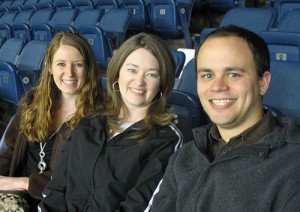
(77, 112, 106, 129)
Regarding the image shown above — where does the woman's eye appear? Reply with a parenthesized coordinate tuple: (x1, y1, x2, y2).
(57, 63, 65, 67)
(74, 63, 84, 67)
(147, 72, 159, 78)
(128, 69, 136, 73)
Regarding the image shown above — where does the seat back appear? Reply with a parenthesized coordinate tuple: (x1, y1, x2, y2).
(79, 25, 113, 69)
(171, 50, 186, 78)
(33, 7, 77, 41)
(274, 0, 300, 21)
(151, 0, 181, 36)
(151, 0, 194, 48)
(260, 9, 300, 63)
(168, 89, 208, 143)
(0, 40, 48, 106)
(0, 11, 18, 25)
(176, 58, 198, 98)
(97, 0, 119, 12)
(73, 9, 103, 29)
(99, 8, 131, 48)
(0, 38, 26, 63)
(263, 61, 300, 125)
(122, 0, 150, 32)
(23, 0, 40, 11)
(200, 7, 278, 42)
(74, 0, 95, 10)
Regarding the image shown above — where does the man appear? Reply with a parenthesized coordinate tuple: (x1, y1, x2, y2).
(150, 25, 300, 211)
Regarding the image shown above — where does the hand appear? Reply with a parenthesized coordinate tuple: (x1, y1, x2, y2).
(0, 175, 29, 191)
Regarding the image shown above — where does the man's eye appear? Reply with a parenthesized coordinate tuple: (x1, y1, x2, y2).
(201, 74, 213, 79)
(228, 73, 240, 78)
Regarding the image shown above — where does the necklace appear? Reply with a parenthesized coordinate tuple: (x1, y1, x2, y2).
(38, 142, 47, 174)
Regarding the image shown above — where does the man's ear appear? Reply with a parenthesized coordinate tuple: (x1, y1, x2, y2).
(259, 71, 271, 96)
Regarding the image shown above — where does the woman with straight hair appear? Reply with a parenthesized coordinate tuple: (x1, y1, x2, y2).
(39, 32, 183, 212)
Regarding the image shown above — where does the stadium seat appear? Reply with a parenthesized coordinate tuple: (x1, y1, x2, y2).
(260, 8, 300, 63)
(263, 61, 300, 125)
(0, 0, 13, 12)
(54, 0, 74, 8)
(274, 0, 300, 21)
(74, 0, 95, 10)
(0, 10, 34, 41)
(150, 0, 194, 48)
(12, 7, 54, 41)
(122, 0, 151, 32)
(0, 40, 48, 106)
(0, 38, 26, 64)
(36, 0, 54, 9)
(98, 8, 132, 48)
(171, 50, 186, 78)
(197, 7, 278, 44)
(9, 0, 27, 12)
(168, 89, 208, 143)
(22, 0, 40, 11)
(96, 0, 120, 12)
(79, 25, 113, 69)
(32, 7, 78, 41)
(54, 8, 103, 33)
(0, 11, 18, 40)
(175, 58, 198, 98)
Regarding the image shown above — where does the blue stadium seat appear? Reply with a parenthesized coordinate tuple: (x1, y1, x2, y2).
(0, 38, 26, 64)
(98, 8, 132, 48)
(171, 50, 186, 78)
(260, 8, 300, 63)
(0, 10, 34, 41)
(74, 0, 95, 10)
(168, 89, 208, 143)
(0, 40, 48, 106)
(54, 8, 103, 33)
(79, 25, 113, 69)
(197, 7, 278, 44)
(175, 58, 198, 98)
(96, 0, 120, 12)
(122, 0, 151, 32)
(274, 0, 300, 21)
(9, 0, 27, 12)
(0, 0, 13, 12)
(0, 11, 18, 40)
(36, 0, 54, 9)
(22, 0, 40, 11)
(32, 7, 78, 41)
(150, 0, 194, 48)
(54, 0, 74, 8)
(12, 7, 54, 41)
(263, 61, 300, 125)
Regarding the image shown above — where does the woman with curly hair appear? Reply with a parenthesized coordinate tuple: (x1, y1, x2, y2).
(0, 31, 105, 211)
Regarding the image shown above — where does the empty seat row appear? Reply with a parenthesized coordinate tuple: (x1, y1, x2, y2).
(196, 6, 300, 64)
(0, 0, 195, 48)
(0, 37, 48, 110)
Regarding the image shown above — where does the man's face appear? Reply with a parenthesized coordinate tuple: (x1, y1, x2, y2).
(196, 36, 270, 134)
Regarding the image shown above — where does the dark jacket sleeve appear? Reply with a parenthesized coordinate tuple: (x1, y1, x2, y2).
(28, 171, 52, 200)
(119, 128, 182, 212)
(0, 115, 20, 176)
(38, 140, 70, 212)
(149, 150, 179, 212)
